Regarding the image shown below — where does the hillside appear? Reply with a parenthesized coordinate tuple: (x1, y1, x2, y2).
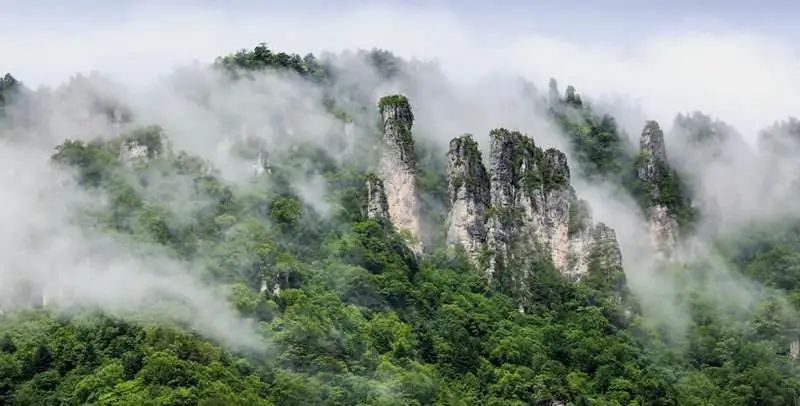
(1, 44, 800, 405)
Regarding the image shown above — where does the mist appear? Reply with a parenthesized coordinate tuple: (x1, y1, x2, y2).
(3, 3, 800, 350)
(0, 140, 265, 352)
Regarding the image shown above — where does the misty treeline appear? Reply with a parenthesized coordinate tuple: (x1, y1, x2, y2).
(1, 43, 800, 405)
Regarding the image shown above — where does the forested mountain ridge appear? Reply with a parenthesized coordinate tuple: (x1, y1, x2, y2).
(1, 44, 800, 405)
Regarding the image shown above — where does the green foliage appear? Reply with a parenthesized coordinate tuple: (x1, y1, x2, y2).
(7, 53, 800, 405)
(553, 106, 632, 181)
(489, 128, 570, 197)
(0, 313, 269, 405)
(567, 199, 591, 237)
(366, 49, 404, 79)
(52, 139, 121, 187)
(377, 94, 411, 113)
(215, 43, 327, 83)
(0, 73, 20, 108)
(24, 124, 677, 404)
(654, 167, 697, 231)
(674, 111, 736, 146)
(551, 86, 698, 230)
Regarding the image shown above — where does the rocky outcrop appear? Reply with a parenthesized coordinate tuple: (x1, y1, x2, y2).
(637, 121, 680, 256)
(637, 121, 669, 189)
(485, 129, 581, 281)
(444, 128, 623, 286)
(590, 223, 623, 271)
(446, 135, 490, 265)
(377, 95, 423, 253)
(365, 174, 390, 221)
(120, 126, 168, 166)
(120, 141, 151, 165)
(648, 205, 679, 256)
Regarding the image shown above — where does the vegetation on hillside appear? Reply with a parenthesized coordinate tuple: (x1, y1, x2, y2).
(1, 45, 799, 405)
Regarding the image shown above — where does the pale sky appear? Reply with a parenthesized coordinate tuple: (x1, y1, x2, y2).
(2, 1, 799, 138)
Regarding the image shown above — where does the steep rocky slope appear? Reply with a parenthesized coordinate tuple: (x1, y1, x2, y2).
(377, 95, 424, 254)
(636, 121, 681, 256)
(445, 130, 624, 286)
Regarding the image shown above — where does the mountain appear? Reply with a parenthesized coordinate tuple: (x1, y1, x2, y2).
(1, 44, 799, 405)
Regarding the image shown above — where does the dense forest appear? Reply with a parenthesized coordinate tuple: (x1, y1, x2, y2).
(1, 43, 800, 405)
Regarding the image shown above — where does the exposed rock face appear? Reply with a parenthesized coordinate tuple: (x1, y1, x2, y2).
(446, 135, 490, 265)
(120, 142, 151, 164)
(591, 223, 623, 271)
(365, 174, 390, 221)
(648, 205, 680, 256)
(485, 129, 581, 281)
(120, 127, 167, 166)
(378, 95, 423, 253)
(484, 129, 532, 280)
(530, 148, 574, 272)
(638, 121, 669, 191)
(444, 129, 623, 286)
(637, 121, 680, 256)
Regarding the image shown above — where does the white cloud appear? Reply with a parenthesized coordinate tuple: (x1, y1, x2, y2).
(0, 142, 265, 352)
(3, 4, 798, 142)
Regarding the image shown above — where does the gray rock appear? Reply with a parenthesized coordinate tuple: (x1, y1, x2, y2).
(365, 174, 390, 221)
(377, 95, 423, 254)
(592, 222, 623, 270)
(648, 205, 680, 256)
(119, 127, 168, 166)
(441, 128, 626, 286)
(636, 120, 681, 256)
(446, 135, 490, 267)
(637, 120, 669, 199)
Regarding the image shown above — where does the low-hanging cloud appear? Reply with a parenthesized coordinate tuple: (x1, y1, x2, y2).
(0, 141, 265, 352)
(3, 1, 800, 344)
(4, 3, 799, 142)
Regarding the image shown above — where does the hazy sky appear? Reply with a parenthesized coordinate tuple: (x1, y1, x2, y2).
(2, 1, 799, 138)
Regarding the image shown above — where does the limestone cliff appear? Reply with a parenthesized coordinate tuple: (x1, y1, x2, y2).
(445, 128, 623, 285)
(590, 223, 623, 271)
(647, 205, 680, 256)
(445, 135, 490, 265)
(637, 121, 669, 191)
(485, 129, 579, 281)
(365, 173, 390, 221)
(377, 95, 423, 253)
(636, 121, 680, 256)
